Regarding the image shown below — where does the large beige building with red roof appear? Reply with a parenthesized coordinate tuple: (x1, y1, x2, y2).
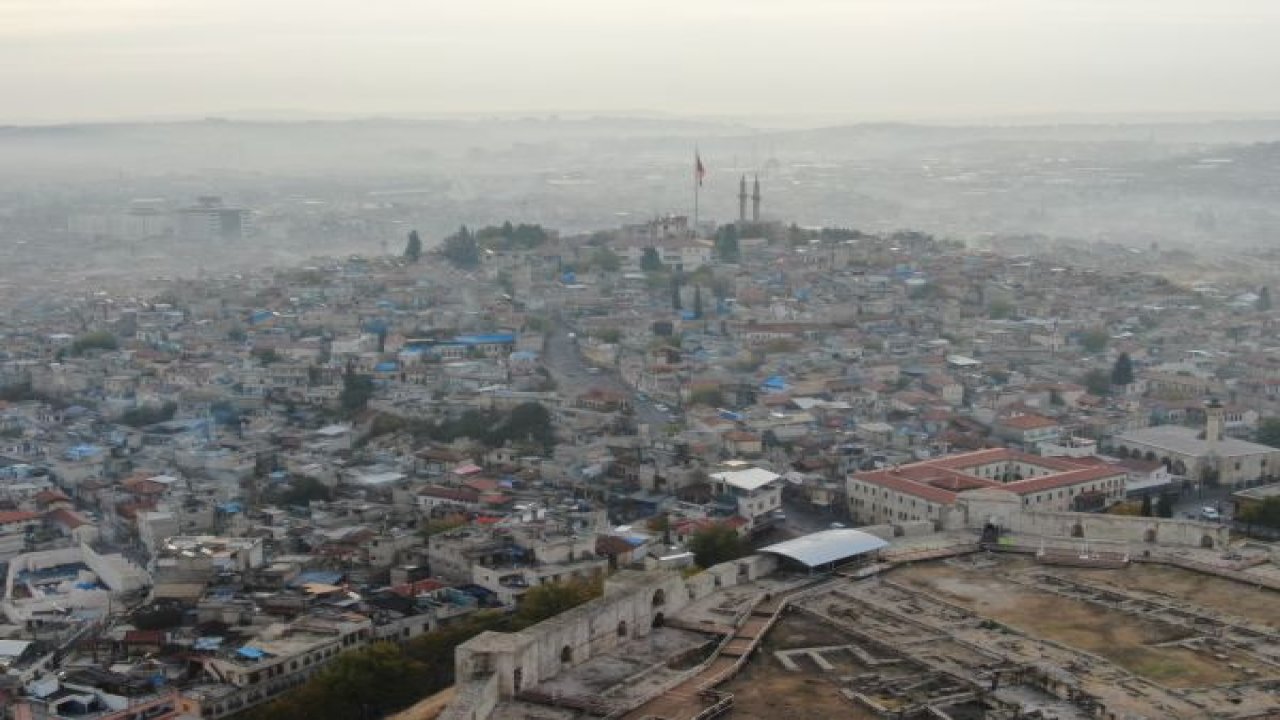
(848, 448, 1126, 527)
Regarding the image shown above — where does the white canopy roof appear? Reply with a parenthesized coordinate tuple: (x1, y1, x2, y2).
(758, 528, 888, 568)
(710, 467, 780, 491)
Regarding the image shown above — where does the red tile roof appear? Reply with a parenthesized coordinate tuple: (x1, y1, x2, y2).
(46, 508, 90, 529)
(0, 511, 40, 525)
(852, 449, 1124, 505)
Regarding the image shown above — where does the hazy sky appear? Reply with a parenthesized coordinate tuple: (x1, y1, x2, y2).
(5, 0, 1280, 123)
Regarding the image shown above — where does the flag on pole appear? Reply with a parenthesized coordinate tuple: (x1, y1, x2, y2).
(694, 151, 706, 187)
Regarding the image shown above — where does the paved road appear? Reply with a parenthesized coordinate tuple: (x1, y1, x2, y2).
(544, 320, 670, 429)
(1170, 484, 1238, 523)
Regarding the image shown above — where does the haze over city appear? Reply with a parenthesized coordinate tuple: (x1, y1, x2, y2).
(6, 0, 1280, 122)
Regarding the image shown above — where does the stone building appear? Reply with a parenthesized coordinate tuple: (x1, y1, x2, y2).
(1113, 400, 1280, 487)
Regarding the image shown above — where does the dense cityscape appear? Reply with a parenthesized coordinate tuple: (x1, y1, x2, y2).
(0, 174, 1277, 719)
(5, 2, 1280, 719)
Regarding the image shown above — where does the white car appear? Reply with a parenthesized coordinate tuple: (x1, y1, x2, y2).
(1200, 507, 1221, 522)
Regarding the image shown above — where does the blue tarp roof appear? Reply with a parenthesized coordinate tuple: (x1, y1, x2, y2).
(237, 647, 266, 659)
(374, 361, 398, 372)
(291, 570, 344, 587)
(450, 333, 516, 345)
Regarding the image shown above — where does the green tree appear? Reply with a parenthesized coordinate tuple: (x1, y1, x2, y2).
(693, 285, 703, 319)
(1256, 417, 1280, 448)
(442, 225, 480, 268)
(1079, 328, 1109, 354)
(515, 575, 602, 626)
(640, 247, 662, 273)
(671, 273, 683, 311)
(1140, 493, 1153, 517)
(1156, 492, 1176, 518)
(339, 362, 375, 416)
(71, 330, 118, 355)
(250, 643, 429, 720)
(1238, 497, 1280, 530)
(714, 225, 740, 263)
(404, 229, 422, 262)
(501, 401, 555, 452)
(687, 387, 724, 407)
(592, 247, 621, 273)
(1258, 286, 1272, 312)
(1111, 352, 1134, 386)
(1081, 369, 1112, 396)
(252, 347, 281, 365)
(593, 328, 622, 344)
(987, 300, 1014, 320)
(688, 524, 747, 568)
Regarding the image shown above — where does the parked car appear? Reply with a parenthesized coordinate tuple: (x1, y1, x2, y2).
(1200, 507, 1221, 522)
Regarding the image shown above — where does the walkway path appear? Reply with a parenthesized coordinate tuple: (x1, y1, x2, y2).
(621, 588, 815, 720)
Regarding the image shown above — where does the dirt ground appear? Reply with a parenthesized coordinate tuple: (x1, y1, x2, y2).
(1056, 563, 1279, 629)
(720, 613, 880, 720)
(893, 559, 1268, 688)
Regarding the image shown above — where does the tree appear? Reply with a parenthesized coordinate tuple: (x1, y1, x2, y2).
(501, 401, 555, 452)
(250, 642, 429, 720)
(1257, 417, 1280, 448)
(688, 387, 724, 407)
(714, 225, 740, 263)
(693, 285, 704, 319)
(1081, 369, 1111, 397)
(339, 362, 375, 416)
(441, 225, 480, 268)
(515, 576, 602, 626)
(640, 247, 662, 273)
(687, 524, 747, 568)
(404, 229, 422, 262)
(592, 247, 621, 273)
(1079, 328, 1109, 354)
(1238, 497, 1280, 530)
(987, 300, 1014, 320)
(1140, 493, 1153, 517)
(671, 273, 683, 311)
(593, 328, 622, 344)
(1258, 286, 1272, 312)
(1156, 492, 1176, 518)
(71, 330, 118, 355)
(252, 347, 281, 365)
(1111, 352, 1134, 387)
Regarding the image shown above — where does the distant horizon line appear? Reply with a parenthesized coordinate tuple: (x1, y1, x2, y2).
(7, 108, 1280, 130)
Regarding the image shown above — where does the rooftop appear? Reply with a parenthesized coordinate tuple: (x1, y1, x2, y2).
(1116, 425, 1278, 459)
(709, 467, 781, 491)
(758, 529, 888, 568)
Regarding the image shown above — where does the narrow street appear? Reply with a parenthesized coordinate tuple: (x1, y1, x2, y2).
(544, 318, 670, 428)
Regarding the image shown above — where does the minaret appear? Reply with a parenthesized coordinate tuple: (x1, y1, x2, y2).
(1205, 397, 1224, 448)
(738, 175, 748, 223)
(751, 175, 761, 222)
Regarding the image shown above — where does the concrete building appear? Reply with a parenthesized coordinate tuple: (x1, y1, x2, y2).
(177, 196, 251, 243)
(1112, 400, 1280, 487)
(848, 448, 1127, 526)
(708, 463, 783, 530)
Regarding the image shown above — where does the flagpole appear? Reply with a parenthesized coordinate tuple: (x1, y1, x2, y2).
(693, 147, 700, 235)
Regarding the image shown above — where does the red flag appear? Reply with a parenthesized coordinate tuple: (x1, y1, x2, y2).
(695, 152, 706, 187)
